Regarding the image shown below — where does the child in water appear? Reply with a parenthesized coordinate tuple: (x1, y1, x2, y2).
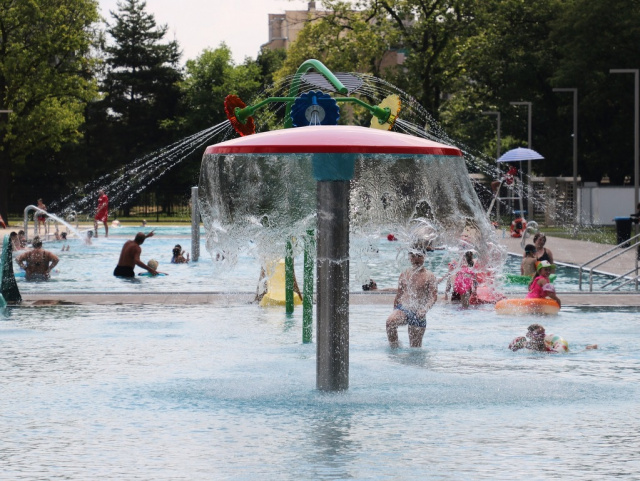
(509, 323, 597, 352)
(527, 260, 561, 308)
(171, 244, 190, 264)
(452, 251, 477, 308)
(521, 244, 537, 276)
(386, 240, 438, 348)
(138, 259, 167, 276)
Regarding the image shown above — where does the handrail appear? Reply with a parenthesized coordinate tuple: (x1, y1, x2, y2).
(613, 274, 640, 291)
(578, 233, 640, 291)
(600, 267, 639, 289)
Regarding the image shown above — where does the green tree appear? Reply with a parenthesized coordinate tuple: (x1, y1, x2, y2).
(440, 0, 564, 171)
(275, 1, 395, 78)
(0, 0, 100, 220)
(85, 0, 184, 214)
(97, 0, 183, 169)
(275, 0, 477, 122)
(180, 44, 262, 133)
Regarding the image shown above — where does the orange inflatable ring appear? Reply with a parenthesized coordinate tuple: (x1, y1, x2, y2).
(495, 298, 560, 316)
(510, 218, 526, 238)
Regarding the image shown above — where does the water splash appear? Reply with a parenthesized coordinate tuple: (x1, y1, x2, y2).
(49, 121, 234, 218)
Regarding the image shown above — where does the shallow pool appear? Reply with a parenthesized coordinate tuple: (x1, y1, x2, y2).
(12, 226, 628, 294)
(1, 302, 638, 479)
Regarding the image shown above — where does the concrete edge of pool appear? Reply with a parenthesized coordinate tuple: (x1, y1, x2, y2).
(12, 291, 640, 307)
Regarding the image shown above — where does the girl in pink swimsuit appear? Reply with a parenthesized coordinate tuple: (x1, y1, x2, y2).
(526, 260, 561, 308)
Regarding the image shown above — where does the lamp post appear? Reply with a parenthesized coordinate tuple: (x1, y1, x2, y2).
(610, 69, 640, 214)
(552, 88, 578, 221)
(510, 101, 533, 217)
(482, 111, 502, 221)
(481, 111, 501, 159)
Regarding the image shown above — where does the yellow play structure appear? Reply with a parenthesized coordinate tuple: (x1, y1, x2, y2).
(259, 259, 303, 307)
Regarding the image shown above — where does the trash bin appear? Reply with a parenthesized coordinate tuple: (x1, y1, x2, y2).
(614, 216, 632, 247)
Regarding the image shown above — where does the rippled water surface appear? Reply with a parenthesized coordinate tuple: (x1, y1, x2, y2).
(1, 303, 638, 480)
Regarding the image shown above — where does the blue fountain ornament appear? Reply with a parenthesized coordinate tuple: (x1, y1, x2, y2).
(290, 91, 340, 127)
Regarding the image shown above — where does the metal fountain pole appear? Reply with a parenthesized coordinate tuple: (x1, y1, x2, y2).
(510, 101, 533, 219)
(191, 186, 200, 262)
(313, 153, 354, 391)
(481, 111, 501, 220)
(553, 88, 579, 223)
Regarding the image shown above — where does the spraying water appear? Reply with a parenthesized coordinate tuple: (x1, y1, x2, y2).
(48, 122, 234, 218)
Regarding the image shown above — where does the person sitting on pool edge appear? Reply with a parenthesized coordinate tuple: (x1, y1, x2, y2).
(526, 260, 561, 308)
(114, 231, 158, 277)
(171, 244, 190, 264)
(385, 240, 438, 348)
(509, 323, 597, 352)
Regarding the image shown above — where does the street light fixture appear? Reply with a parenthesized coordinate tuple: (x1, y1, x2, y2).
(610, 69, 640, 214)
(510, 101, 533, 217)
(553, 88, 578, 221)
(481, 111, 501, 159)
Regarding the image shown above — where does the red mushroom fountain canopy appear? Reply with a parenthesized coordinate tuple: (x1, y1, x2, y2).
(206, 125, 462, 157)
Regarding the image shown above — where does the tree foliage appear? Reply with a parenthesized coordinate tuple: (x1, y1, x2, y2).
(180, 44, 262, 133)
(0, 0, 100, 219)
(98, 0, 183, 161)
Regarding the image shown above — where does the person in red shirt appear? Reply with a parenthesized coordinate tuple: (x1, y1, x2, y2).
(94, 190, 109, 238)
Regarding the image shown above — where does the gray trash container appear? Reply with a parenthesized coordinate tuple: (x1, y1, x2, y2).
(614, 217, 632, 247)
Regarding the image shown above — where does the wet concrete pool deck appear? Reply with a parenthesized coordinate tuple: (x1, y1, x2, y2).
(6, 229, 640, 307)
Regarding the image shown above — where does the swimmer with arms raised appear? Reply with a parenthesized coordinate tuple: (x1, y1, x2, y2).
(113, 231, 158, 277)
(386, 241, 438, 348)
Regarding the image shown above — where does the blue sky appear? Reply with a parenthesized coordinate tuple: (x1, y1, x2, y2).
(99, 0, 310, 64)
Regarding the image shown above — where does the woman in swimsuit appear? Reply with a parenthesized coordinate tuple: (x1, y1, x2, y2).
(15, 236, 59, 281)
(533, 233, 554, 269)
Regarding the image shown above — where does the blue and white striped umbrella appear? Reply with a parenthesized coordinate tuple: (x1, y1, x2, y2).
(497, 147, 544, 163)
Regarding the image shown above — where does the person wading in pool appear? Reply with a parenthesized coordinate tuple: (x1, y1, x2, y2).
(386, 240, 438, 348)
(15, 236, 59, 281)
(113, 231, 158, 277)
(533, 233, 555, 271)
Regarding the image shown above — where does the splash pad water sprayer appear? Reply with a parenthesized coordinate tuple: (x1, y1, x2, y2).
(201, 60, 462, 391)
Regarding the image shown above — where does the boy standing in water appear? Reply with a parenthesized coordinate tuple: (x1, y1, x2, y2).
(386, 240, 438, 348)
(521, 244, 537, 276)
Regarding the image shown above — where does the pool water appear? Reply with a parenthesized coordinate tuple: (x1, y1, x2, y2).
(1, 302, 638, 479)
(13, 226, 627, 294)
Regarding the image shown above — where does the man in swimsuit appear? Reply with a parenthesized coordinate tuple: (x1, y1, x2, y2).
(386, 240, 438, 348)
(113, 231, 158, 277)
(94, 190, 109, 238)
(15, 236, 59, 281)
